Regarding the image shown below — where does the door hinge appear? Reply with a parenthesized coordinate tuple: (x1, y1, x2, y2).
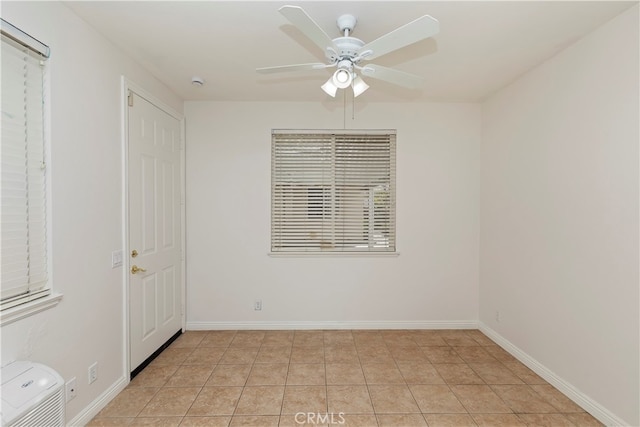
(127, 92, 134, 107)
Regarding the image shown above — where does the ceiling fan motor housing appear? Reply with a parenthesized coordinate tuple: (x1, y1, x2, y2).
(327, 37, 365, 63)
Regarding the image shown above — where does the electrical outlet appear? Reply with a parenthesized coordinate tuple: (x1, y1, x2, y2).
(495, 310, 501, 323)
(88, 362, 98, 384)
(254, 300, 262, 311)
(65, 377, 77, 402)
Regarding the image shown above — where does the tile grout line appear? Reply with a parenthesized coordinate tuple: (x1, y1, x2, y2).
(88, 329, 602, 427)
(178, 334, 208, 422)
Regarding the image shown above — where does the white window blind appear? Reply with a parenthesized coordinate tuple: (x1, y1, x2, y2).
(272, 130, 396, 253)
(1, 19, 50, 310)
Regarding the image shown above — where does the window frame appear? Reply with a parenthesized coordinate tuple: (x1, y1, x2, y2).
(0, 19, 60, 326)
(270, 129, 398, 256)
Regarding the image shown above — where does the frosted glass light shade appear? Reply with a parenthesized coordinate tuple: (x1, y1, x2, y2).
(352, 76, 369, 97)
(332, 68, 352, 89)
(321, 78, 338, 97)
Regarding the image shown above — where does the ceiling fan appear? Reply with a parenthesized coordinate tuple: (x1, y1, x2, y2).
(256, 5, 439, 98)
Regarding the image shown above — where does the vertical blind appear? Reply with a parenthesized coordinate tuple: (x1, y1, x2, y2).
(271, 130, 396, 252)
(1, 19, 50, 310)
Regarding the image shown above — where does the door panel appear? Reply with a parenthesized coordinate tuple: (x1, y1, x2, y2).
(142, 274, 157, 339)
(128, 91, 182, 371)
(141, 154, 156, 254)
(162, 266, 176, 322)
(161, 161, 175, 249)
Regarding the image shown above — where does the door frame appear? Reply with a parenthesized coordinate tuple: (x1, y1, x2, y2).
(120, 77, 186, 379)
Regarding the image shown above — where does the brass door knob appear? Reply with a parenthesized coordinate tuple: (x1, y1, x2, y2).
(131, 265, 147, 274)
(131, 249, 138, 258)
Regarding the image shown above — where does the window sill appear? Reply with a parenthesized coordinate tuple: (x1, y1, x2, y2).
(0, 293, 63, 327)
(269, 252, 400, 257)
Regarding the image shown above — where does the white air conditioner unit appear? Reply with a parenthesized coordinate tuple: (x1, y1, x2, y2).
(1, 361, 65, 427)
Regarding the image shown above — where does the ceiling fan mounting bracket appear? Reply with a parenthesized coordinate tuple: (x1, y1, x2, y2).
(336, 14, 357, 33)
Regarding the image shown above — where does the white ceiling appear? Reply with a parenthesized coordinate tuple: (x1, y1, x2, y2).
(64, 1, 636, 103)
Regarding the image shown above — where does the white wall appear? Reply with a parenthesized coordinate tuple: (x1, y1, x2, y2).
(2, 1, 636, 425)
(185, 101, 481, 327)
(0, 1, 182, 423)
(480, 6, 639, 426)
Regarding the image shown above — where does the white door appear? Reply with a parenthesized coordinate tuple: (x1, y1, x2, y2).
(128, 91, 183, 371)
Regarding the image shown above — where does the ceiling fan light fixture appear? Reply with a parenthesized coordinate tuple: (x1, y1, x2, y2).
(352, 75, 369, 97)
(321, 78, 338, 97)
(332, 68, 353, 89)
(259, 6, 440, 99)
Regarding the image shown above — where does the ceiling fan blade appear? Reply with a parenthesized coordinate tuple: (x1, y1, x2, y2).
(357, 15, 439, 61)
(279, 5, 337, 54)
(359, 64, 423, 89)
(256, 63, 331, 74)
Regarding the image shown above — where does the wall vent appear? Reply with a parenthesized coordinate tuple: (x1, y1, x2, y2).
(1, 361, 65, 427)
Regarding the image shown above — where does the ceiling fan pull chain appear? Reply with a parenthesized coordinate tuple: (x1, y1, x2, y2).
(352, 89, 356, 121)
(343, 90, 347, 129)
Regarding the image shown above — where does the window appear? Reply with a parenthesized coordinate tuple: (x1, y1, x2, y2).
(271, 130, 396, 253)
(1, 19, 51, 313)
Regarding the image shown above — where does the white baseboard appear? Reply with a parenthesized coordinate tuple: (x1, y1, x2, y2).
(186, 320, 478, 330)
(66, 375, 128, 427)
(478, 322, 630, 427)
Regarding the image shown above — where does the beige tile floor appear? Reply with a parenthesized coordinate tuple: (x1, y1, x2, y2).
(88, 329, 603, 427)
